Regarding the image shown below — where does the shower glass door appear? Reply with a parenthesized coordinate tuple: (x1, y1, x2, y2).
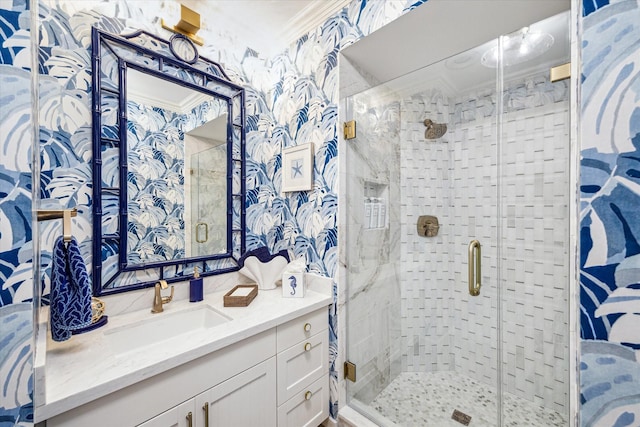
(498, 11, 571, 426)
(343, 10, 571, 427)
(343, 43, 501, 426)
(190, 145, 227, 257)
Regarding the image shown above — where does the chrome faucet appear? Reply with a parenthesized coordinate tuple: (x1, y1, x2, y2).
(151, 280, 174, 313)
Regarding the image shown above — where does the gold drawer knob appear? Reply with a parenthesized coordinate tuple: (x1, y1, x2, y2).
(305, 391, 312, 400)
(304, 322, 311, 332)
(304, 342, 312, 351)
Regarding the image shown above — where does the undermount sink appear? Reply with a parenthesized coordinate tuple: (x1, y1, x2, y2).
(104, 305, 231, 354)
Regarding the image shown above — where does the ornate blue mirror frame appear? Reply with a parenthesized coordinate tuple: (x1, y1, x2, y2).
(91, 28, 246, 296)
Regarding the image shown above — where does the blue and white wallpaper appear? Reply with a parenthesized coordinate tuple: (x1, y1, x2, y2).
(126, 99, 225, 264)
(580, 0, 640, 425)
(127, 100, 187, 263)
(0, 0, 428, 424)
(0, 0, 34, 426)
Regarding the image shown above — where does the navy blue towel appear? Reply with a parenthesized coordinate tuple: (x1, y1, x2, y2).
(50, 236, 92, 342)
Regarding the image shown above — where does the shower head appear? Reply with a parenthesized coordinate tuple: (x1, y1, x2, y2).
(424, 119, 447, 139)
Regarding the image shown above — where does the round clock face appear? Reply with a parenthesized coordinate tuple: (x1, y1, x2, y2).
(169, 34, 199, 64)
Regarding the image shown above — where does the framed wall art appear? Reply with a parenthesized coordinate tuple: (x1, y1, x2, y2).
(281, 143, 314, 192)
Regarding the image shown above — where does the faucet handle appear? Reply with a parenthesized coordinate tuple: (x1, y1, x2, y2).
(162, 286, 174, 304)
(151, 281, 173, 313)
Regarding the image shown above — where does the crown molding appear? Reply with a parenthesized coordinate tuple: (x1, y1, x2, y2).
(279, 0, 352, 46)
(128, 88, 210, 115)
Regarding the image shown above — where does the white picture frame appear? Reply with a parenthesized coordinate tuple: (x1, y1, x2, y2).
(281, 143, 314, 192)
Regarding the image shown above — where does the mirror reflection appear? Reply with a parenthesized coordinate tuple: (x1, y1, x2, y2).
(126, 69, 228, 264)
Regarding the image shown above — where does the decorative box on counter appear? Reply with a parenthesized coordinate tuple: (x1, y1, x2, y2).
(224, 284, 258, 307)
(282, 272, 304, 298)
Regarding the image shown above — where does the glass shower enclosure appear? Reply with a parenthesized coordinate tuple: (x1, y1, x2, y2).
(342, 10, 572, 427)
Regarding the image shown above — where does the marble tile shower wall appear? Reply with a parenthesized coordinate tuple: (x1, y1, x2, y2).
(498, 101, 569, 413)
(399, 74, 570, 413)
(400, 90, 455, 373)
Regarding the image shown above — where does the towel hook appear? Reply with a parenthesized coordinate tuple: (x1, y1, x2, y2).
(63, 209, 72, 243)
(37, 207, 77, 222)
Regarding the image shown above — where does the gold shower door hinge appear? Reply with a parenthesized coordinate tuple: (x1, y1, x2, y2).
(344, 120, 356, 140)
(550, 62, 571, 82)
(344, 361, 357, 382)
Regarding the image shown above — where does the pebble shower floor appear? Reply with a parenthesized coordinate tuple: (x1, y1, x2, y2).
(365, 371, 566, 426)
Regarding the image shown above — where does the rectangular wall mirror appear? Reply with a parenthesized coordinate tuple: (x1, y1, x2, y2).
(92, 29, 246, 295)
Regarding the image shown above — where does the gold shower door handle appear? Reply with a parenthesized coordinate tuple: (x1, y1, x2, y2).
(468, 240, 481, 296)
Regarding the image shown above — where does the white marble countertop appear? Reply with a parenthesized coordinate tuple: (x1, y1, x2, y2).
(34, 274, 332, 422)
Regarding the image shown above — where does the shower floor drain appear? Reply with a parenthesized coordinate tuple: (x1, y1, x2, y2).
(452, 409, 472, 426)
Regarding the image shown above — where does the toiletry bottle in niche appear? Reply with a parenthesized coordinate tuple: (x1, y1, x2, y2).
(371, 198, 380, 229)
(378, 198, 386, 228)
(364, 197, 372, 230)
(190, 266, 203, 302)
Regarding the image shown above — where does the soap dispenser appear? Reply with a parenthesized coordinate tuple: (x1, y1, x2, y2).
(190, 266, 203, 302)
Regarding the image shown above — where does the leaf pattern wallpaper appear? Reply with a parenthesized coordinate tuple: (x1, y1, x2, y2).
(579, 1, 640, 425)
(127, 100, 187, 264)
(0, 1, 34, 425)
(0, 0, 427, 423)
(125, 98, 225, 265)
(0, 0, 638, 425)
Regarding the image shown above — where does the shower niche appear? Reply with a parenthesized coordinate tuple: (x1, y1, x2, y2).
(363, 181, 388, 230)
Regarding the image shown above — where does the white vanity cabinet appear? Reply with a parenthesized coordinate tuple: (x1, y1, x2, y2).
(42, 306, 329, 427)
(195, 357, 276, 427)
(276, 308, 329, 427)
(141, 358, 276, 427)
(138, 400, 195, 427)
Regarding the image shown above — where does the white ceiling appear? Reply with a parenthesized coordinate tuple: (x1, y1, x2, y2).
(341, 0, 571, 99)
(181, 0, 351, 57)
(187, 113, 228, 144)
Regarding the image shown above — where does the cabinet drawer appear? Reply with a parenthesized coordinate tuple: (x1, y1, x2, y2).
(277, 375, 329, 427)
(276, 331, 328, 404)
(277, 307, 327, 352)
